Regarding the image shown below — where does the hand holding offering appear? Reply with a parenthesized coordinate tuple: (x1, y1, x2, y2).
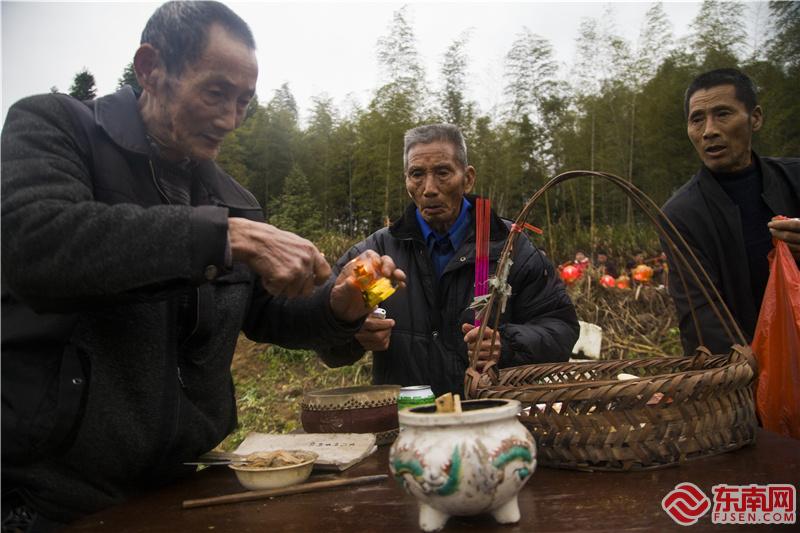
(330, 250, 405, 323)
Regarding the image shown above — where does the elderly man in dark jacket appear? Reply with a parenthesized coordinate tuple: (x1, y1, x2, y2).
(661, 68, 800, 355)
(1, 2, 402, 530)
(319, 124, 579, 396)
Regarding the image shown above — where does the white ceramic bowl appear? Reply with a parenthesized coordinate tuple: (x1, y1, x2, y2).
(228, 450, 317, 491)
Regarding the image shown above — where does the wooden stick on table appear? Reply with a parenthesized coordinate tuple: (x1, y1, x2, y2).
(182, 474, 388, 509)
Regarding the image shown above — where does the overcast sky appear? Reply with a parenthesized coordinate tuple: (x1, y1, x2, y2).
(0, 1, 765, 125)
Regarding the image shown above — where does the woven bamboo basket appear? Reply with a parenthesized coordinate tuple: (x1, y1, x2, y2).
(464, 171, 758, 471)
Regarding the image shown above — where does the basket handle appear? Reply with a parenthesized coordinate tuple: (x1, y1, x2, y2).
(465, 170, 747, 397)
(690, 346, 712, 370)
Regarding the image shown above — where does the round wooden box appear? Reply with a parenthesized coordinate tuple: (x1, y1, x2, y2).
(301, 385, 401, 445)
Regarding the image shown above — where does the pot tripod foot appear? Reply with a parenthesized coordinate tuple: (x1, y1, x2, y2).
(492, 496, 521, 524)
(418, 503, 449, 532)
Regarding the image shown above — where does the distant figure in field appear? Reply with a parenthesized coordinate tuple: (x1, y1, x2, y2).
(595, 250, 618, 278)
(573, 250, 591, 275)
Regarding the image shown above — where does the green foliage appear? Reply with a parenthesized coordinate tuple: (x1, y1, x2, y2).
(440, 30, 475, 129)
(315, 232, 362, 264)
(268, 165, 323, 241)
(68, 68, 97, 100)
(377, 6, 424, 92)
(689, 0, 747, 65)
(220, 341, 372, 450)
(768, 1, 800, 72)
(531, 221, 662, 268)
(504, 27, 557, 118)
(206, 5, 797, 259)
(117, 62, 141, 92)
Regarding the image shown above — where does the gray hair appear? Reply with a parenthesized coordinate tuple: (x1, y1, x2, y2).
(141, 1, 255, 76)
(403, 124, 468, 171)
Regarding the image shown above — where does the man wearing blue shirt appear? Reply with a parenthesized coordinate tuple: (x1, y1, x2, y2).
(318, 124, 578, 396)
(416, 197, 472, 279)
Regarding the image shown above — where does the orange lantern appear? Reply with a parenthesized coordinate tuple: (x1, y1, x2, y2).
(632, 264, 654, 284)
(616, 274, 630, 289)
(560, 265, 581, 284)
(599, 274, 616, 288)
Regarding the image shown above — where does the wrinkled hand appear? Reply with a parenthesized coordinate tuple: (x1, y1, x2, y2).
(229, 217, 330, 297)
(330, 250, 406, 323)
(768, 217, 800, 262)
(462, 323, 502, 371)
(355, 316, 396, 351)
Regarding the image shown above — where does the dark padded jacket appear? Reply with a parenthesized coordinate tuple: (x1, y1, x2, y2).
(1, 87, 357, 522)
(318, 198, 580, 396)
(661, 154, 800, 355)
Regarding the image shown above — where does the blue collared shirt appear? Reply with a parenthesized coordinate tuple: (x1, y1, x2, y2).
(416, 197, 472, 278)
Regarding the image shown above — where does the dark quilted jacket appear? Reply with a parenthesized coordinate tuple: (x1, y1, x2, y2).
(1, 87, 356, 522)
(318, 197, 580, 396)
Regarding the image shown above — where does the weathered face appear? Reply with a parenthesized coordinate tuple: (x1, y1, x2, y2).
(686, 84, 762, 173)
(405, 141, 475, 234)
(151, 24, 257, 160)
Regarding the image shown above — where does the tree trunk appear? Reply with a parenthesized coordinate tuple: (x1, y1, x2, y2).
(348, 155, 354, 236)
(590, 109, 596, 255)
(384, 135, 391, 227)
(627, 93, 636, 228)
(545, 191, 554, 257)
(264, 176, 269, 220)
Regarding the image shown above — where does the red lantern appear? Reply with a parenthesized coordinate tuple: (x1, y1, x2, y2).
(599, 274, 616, 288)
(616, 275, 630, 289)
(632, 264, 654, 283)
(560, 265, 581, 284)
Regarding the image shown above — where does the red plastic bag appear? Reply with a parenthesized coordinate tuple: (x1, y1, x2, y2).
(751, 235, 800, 439)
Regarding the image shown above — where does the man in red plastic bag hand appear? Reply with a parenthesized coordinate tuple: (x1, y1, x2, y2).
(661, 68, 800, 355)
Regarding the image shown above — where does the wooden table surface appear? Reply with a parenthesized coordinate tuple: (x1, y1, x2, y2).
(68, 429, 799, 532)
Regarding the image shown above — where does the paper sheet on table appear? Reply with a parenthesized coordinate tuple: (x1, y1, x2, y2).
(234, 432, 377, 471)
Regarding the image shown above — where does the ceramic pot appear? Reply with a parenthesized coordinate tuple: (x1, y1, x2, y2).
(389, 399, 536, 532)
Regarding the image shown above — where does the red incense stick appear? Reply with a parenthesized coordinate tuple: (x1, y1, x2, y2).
(474, 198, 491, 326)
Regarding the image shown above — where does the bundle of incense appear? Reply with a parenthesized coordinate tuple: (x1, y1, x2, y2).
(434, 392, 462, 414)
(474, 197, 491, 326)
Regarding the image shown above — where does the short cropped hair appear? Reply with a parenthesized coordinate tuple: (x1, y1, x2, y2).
(684, 68, 758, 118)
(141, 1, 255, 76)
(403, 124, 468, 171)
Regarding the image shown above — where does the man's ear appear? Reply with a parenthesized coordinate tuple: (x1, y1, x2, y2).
(133, 44, 164, 93)
(750, 105, 763, 133)
(463, 165, 476, 194)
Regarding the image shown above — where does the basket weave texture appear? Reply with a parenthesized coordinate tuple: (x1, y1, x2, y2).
(471, 348, 757, 471)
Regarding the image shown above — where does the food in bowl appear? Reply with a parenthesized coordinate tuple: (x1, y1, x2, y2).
(228, 450, 317, 491)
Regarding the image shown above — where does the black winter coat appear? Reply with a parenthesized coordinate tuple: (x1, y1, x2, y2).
(661, 154, 800, 355)
(1, 88, 357, 522)
(319, 198, 580, 396)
